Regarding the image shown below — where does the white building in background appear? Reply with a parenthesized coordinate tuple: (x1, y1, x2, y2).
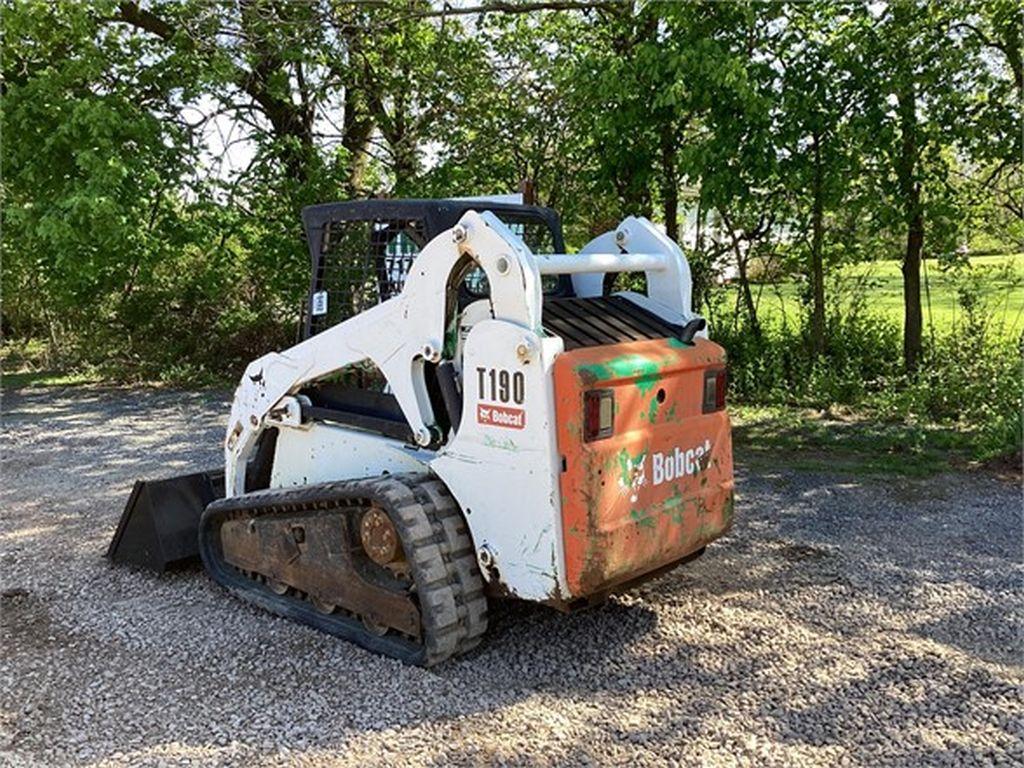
(675, 186, 739, 284)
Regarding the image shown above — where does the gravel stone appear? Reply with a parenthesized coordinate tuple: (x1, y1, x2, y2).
(1, 387, 1020, 767)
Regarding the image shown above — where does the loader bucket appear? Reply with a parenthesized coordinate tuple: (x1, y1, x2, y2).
(106, 470, 225, 572)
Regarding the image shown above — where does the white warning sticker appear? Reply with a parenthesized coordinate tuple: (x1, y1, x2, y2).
(311, 291, 328, 316)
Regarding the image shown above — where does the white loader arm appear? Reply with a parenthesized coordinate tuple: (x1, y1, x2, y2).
(223, 211, 696, 496)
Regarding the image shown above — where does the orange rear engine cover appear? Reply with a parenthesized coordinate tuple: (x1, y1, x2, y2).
(554, 337, 735, 598)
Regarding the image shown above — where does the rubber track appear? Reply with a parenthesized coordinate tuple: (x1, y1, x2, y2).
(199, 473, 487, 666)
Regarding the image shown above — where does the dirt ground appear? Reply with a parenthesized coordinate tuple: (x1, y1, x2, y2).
(1, 386, 1021, 767)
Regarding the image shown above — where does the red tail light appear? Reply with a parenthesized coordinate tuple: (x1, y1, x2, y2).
(703, 368, 727, 413)
(584, 389, 615, 441)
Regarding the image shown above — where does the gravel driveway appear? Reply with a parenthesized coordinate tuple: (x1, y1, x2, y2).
(1, 386, 1020, 767)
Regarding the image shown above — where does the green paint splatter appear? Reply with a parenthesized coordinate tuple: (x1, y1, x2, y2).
(627, 486, 696, 529)
(635, 376, 661, 396)
(483, 435, 519, 452)
(646, 397, 659, 423)
(615, 447, 647, 485)
(659, 489, 686, 524)
(630, 509, 656, 529)
(575, 354, 664, 395)
(616, 449, 632, 485)
(662, 494, 684, 511)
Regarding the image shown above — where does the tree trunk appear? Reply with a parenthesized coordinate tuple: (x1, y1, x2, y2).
(735, 250, 761, 339)
(897, 77, 924, 372)
(390, 129, 417, 196)
(996, 18, 1022, 105)
(662, 182, 679, 242)
(809, 133, 826, 356)
(902, 211, 924, 371)
(720, 210, 761, 338)
(695, 197, 704, 255)
(692, 196, 706, 310)
(114, 1, 316, 181)
(236, 1, 314, 183)
(660, 127, 679, 241)
(519, 177, 536, 205)
(342, 86, 375, 195)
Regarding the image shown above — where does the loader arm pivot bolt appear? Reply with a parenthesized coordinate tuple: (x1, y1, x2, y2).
(515, 338, 536, 363)
(422, 341, 441, 362)
(452, 225, 467, 244)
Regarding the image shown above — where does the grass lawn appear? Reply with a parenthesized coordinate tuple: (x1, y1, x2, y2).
(1, 370, 103, 389)
(727, 253, 1024, 337)
(0, 339, 104, 390)
(729, 404, 998, 477)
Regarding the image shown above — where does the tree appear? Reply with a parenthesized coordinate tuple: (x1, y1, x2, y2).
(338, 6, 490, 196)
(951, 0, 1024, 253)
(849, 1, 989, 371)
(3, 0, 1018, 390)
(670, 2, 782, 334)
(773, 3, 863, 356)
(2, 1, 204, 361)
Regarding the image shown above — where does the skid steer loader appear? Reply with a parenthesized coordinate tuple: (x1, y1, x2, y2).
(108, 198, 735, 665)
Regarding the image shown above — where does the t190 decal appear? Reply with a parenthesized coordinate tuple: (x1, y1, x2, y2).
(476, 367, 525, 405)
(476, 367, 526, 429)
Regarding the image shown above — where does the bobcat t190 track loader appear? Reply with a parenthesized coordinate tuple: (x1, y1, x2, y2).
(108, 199, 735, 665)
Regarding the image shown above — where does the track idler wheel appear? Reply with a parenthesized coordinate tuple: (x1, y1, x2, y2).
(361, 507, 399, 563)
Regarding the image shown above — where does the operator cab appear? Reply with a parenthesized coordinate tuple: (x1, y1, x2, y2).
(297, 198, 570, 445)
(300, 198, 570, 341)
(297, 198, 707, 449)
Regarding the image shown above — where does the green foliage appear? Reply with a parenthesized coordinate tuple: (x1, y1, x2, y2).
(2, 0, 1020, 465)
(713, 304, 904, 408)
(715, 265, 1021, 462)
(4, 2, 201, 358)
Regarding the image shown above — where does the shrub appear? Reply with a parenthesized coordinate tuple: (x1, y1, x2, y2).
(712, 267, 1022, 463)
